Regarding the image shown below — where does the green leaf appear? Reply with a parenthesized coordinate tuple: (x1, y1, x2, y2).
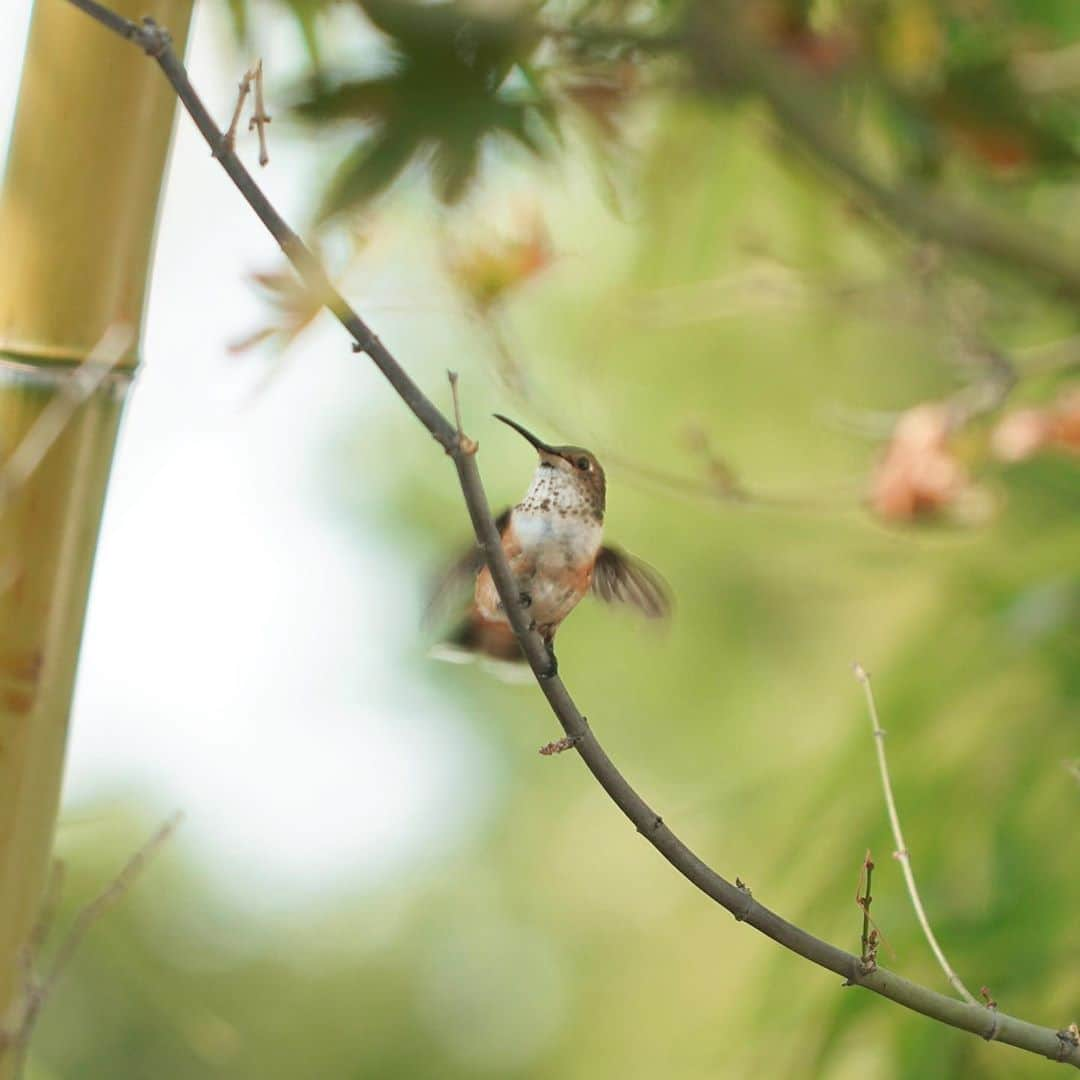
(430, 137, 482, 204)
(355, 0, 537, 75)
(290, 7, 553, 214)
(293, 77, 402, 124)
(316, 129, 418, 219)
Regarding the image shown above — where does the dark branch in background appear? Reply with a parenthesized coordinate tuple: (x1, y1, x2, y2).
(687, 5, 1080, 304)
(63, 0, 1080, 1068)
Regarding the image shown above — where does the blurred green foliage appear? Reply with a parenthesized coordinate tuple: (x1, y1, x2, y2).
(248, 0, 1080, 225)
(22, 0, 1080, 1077)
(293, 0, 548, 214)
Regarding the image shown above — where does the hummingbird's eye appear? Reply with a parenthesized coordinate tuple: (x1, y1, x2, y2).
(576, 456, 590, 471)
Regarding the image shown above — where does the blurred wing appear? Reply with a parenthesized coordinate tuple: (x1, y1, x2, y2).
(590, 545, 671, 619)
(424, 507, 511, 626)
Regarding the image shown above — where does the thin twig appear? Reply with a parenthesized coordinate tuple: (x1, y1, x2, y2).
(447, 370, 477, 455)
(223, 65, 255, 153)
(858, 851, 875, 972)
(4, 863, 63, 1080)
(248, 59, 271, 166)
(24, 862, 66, 961)
(854, 663, 978, 1005)
(223, 61, 271, 163)
(42, 813, 182, 999)
(0, 815, 181, 1075)
(1017, 336, 1080, 377)
(58, 3, 1080, 1066)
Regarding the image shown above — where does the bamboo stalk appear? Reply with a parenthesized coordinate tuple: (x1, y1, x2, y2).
(0, 0, 194, 1065)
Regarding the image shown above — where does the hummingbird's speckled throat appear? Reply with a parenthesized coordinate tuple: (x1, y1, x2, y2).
(519, 457, 605, 521)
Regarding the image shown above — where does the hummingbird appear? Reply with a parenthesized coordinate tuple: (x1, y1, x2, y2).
(430, 414, 670, 675)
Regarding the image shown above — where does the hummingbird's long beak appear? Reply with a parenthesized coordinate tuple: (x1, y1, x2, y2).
(493, 414, 559, 456)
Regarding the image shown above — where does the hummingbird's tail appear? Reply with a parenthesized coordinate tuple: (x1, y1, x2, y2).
(430, 615, 529, 676)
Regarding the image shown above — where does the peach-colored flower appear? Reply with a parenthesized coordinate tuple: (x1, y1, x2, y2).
(229, 267, 326, 354)
(1049, 389, 1080, 452)
(991, 407, 1052, 462)
(991, 387, 1080, 462)
(870, 403, 970, 521)
(445, 213, 552, 312)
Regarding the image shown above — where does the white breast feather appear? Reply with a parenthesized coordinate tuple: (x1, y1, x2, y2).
(513, 508, 602, 563)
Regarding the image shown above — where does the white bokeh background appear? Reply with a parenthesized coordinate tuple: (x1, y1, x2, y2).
(2, 1, 493, 908)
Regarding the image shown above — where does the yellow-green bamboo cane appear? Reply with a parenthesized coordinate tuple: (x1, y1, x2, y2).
(0, 0, 193, 1062)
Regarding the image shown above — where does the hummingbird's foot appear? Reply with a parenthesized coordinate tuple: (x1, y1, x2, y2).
(538, 644, 558, 680)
